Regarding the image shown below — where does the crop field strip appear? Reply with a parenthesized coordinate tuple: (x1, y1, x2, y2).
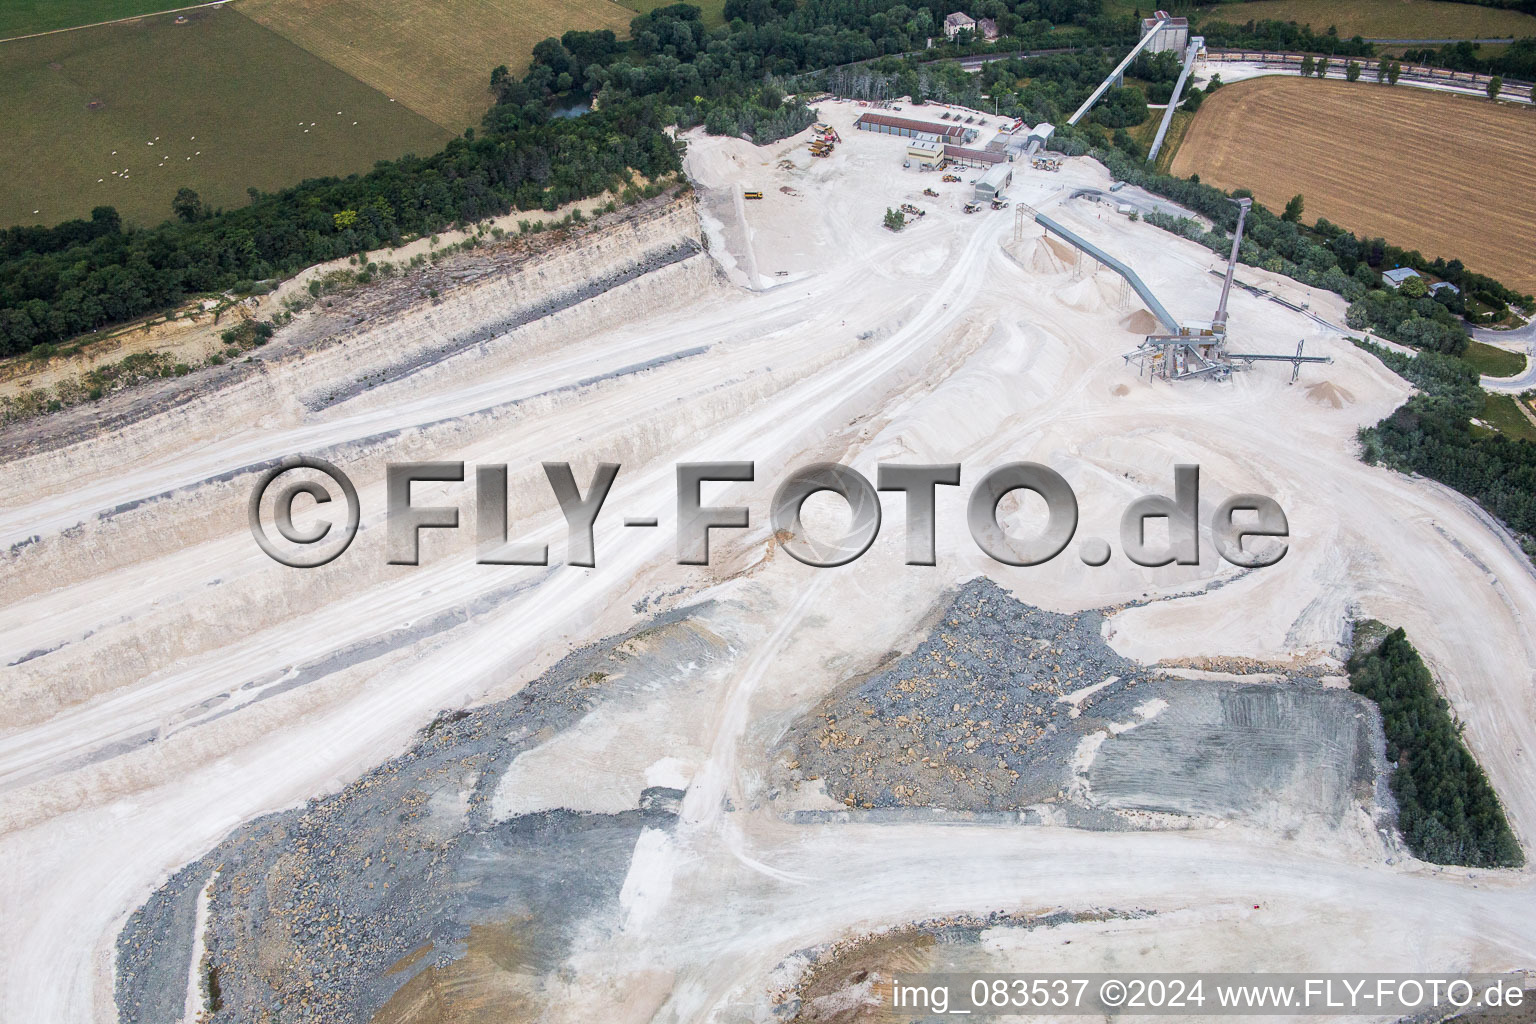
(0, 6, 449, 228)
(1190, 0, 1536, 40)
(0, 0, 203, 39)
(235, 0, 641, 131)
(1170, 76, 1536, 293)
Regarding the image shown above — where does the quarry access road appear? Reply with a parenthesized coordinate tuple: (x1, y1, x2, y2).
(1474, 316, 1536, 391)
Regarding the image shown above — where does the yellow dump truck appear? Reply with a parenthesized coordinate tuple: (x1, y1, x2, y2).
(743, 190, 763, 200)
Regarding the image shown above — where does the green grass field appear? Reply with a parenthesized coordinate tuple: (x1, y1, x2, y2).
(0, 0, 190, 39)
(1463, 339, 1528, 378)
(1189, 0, 1536, 40)
(0, 6, 449, 229)
(1481, 394, 1536, 442)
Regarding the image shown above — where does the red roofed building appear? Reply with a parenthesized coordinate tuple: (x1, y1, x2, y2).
(854, 111, 972, 143)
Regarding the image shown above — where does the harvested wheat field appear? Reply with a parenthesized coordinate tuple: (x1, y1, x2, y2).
(1172, 76, 1536, 293)
(237, 0, 639, 130)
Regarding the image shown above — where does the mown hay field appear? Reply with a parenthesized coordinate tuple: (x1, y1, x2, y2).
(0, 6, 449, 229)
(235, 0, 640, 131)
(1170, 76, 1536, 293)
(1191, 0, 1536, 40)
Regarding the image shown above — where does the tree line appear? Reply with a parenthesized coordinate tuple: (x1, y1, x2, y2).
(1398, 37, 1536, 81)
(1095, 146, 1533, 357)
(1197, 17, 1375, 57)
(1349, 626, 1523, 868)
(0, 101, 682, 356)
(1357, 341, 1536, 547)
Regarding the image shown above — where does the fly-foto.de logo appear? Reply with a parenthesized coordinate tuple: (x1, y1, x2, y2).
(249, 458, 1288, 571)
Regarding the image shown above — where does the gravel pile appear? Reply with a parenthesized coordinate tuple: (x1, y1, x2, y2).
(786, 578, 1150, 812)
(116, 606, 714, 1024)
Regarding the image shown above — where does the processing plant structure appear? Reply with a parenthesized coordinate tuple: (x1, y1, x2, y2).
(1033, 197, 1332, 382)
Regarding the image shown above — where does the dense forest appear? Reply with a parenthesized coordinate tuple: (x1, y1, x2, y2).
(1349, 627, 1523, 868)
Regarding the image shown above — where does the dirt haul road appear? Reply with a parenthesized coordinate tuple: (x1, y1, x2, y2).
(1, 101, 1534, 1023)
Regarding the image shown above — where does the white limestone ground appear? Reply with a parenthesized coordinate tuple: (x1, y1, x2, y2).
(0, 98, 1533, 1023)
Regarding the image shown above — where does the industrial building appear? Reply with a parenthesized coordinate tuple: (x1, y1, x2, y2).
(1140, 10, 1189, 53)
(974, 162, 1013, 202)
(906, 139, 945, 169)
(943, 144, 1006, 168)
(854, 112, 973, 144)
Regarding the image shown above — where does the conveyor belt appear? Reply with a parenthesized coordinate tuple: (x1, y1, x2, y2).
(1034, 212, 1181, 334)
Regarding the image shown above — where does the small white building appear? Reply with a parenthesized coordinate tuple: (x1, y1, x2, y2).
(906, 139, 944, 168)
(1382, 267, 1422, 289)
(943, 11, 975, 39)
(1429, 281, 1461, 297)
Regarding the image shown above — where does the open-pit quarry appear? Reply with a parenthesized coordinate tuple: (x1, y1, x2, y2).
(1, 100, 1534, 1024)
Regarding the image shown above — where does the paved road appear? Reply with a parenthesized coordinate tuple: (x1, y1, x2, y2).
(1473, 317, 1536, 392)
